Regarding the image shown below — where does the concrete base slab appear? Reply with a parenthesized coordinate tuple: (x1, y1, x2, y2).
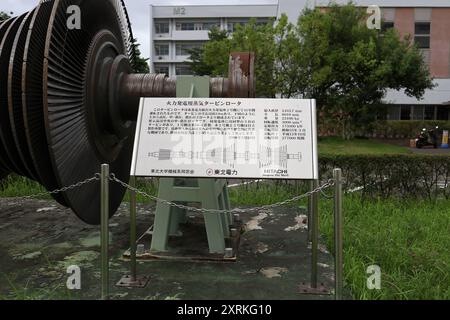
(0, 198, 338, 300)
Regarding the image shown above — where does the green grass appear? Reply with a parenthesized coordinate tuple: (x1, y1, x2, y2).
(319, 137, 411, 155)
(319, 194, 450, 300)
(0, 175, 50, 199)
(230, 182, 450, 300)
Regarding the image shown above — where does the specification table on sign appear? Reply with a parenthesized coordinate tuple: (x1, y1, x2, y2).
(131, 98, 318, 180)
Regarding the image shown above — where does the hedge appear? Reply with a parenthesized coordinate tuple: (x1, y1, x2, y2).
(368, 121, 450, 139)
(319, 154, 450, 200)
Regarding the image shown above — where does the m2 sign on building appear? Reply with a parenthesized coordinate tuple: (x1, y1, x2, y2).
(131, 98, 318, 180)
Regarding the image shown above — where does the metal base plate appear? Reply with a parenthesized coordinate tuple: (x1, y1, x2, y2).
(123, 216, 243, 263)
(298, 282, 332, 295)
(116, 275, 150, 288)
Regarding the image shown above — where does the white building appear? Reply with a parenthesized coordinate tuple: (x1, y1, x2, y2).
(149, 3, 279, 76)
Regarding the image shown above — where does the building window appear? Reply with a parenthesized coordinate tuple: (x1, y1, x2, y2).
(412, 105, 424, 120)
(419, 49, 431, 66)
(424, 105, 436, 120)
(175, 64, 193, 76)
(400, 105, 412, 120)
(437, 106, 450, 121)
(155, 22, 169, 34)
(175, 42, 203, 56)
(387, 105, 401, 120)
(176, 20, 220, 31)
(154, 64, 169, 75)
(227, 18, 271, 32)
(414, 22, 430, 49)
(381, 21, 394, 32)
(155, 43, 169, 56)
(227, 20, 249, 32)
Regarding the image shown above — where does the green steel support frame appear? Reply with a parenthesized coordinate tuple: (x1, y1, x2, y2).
(150, 76, 233, 254)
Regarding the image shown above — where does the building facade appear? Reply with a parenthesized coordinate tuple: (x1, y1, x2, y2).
(149, 3, 278, 77)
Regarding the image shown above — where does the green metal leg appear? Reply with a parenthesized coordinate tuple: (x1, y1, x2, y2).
(150, 178, 176, 252)
(151, 201, 172, 252)
(222, 183, 233, 225)
(169, 205, 186, 236)
(199, 179, 226, 253)
(150, 76, 234, 255)
(203, 213, 226, 253)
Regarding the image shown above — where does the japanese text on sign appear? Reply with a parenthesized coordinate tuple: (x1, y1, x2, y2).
(131, 98, 318, 180)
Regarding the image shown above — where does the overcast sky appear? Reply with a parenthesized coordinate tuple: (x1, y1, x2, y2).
(0, 0, 279, 59)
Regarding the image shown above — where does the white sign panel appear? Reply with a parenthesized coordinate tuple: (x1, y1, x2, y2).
(131, 98, 318, 180)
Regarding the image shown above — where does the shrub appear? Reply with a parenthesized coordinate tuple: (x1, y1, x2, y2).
(319, 154, 450, 200)
(320, 120, 450, 139)
(368, 121, 450, 139)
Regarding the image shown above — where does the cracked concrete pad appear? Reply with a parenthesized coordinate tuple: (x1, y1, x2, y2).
(284, 215, 308, 232)
(256, 242, 269, 254)
(260, 267, 289, 279)
(245, 210, 271, 231)
(58, 251, 100, 269)
(36, 207, 57, 213)
(79, 232, 112, 248)
(14, 251, 42, 261)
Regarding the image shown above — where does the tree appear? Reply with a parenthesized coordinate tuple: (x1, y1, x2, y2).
(189, 19, 287, 97)
(186, 3, 434, 138)
(295, 3, 434, 139)
(188, 27, 228, 76)
(132, 39, 150, 73)
(0, 11, 12, 21)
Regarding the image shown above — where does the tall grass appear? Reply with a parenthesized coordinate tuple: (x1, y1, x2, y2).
(0, 175, 49, 199)
(232, 182, 450, 300)
(319, 194, 450, 300)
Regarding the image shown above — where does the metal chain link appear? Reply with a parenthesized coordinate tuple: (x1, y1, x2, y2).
(18, 174, 101, 200)
(110, 174, 335, 215)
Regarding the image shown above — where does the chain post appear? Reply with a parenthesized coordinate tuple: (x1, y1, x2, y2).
(310, 179, 320, 288)
(334, 169, 344, 300)
(100, 164, 110, 300)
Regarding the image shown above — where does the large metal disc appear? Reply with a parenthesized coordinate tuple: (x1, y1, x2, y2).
(8, 10, 39, 181)
(0, 14, 34, 178)
(0, 18, 15, 174)
(42, 0, 136, 224)
(22, 1, 67, 206)
(111, 0, 137, 70)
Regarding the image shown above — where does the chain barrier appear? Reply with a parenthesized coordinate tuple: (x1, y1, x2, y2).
(4, 172, 336, 213)
(109, 174, 335, 215)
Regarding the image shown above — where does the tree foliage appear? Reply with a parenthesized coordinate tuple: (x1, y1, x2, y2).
(0, 11, 12, 21)
(190, 3, 434, 138)
(188, 27, 228, 76)
(132, 39, 150, 73)
(296, 4, 434, 138)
